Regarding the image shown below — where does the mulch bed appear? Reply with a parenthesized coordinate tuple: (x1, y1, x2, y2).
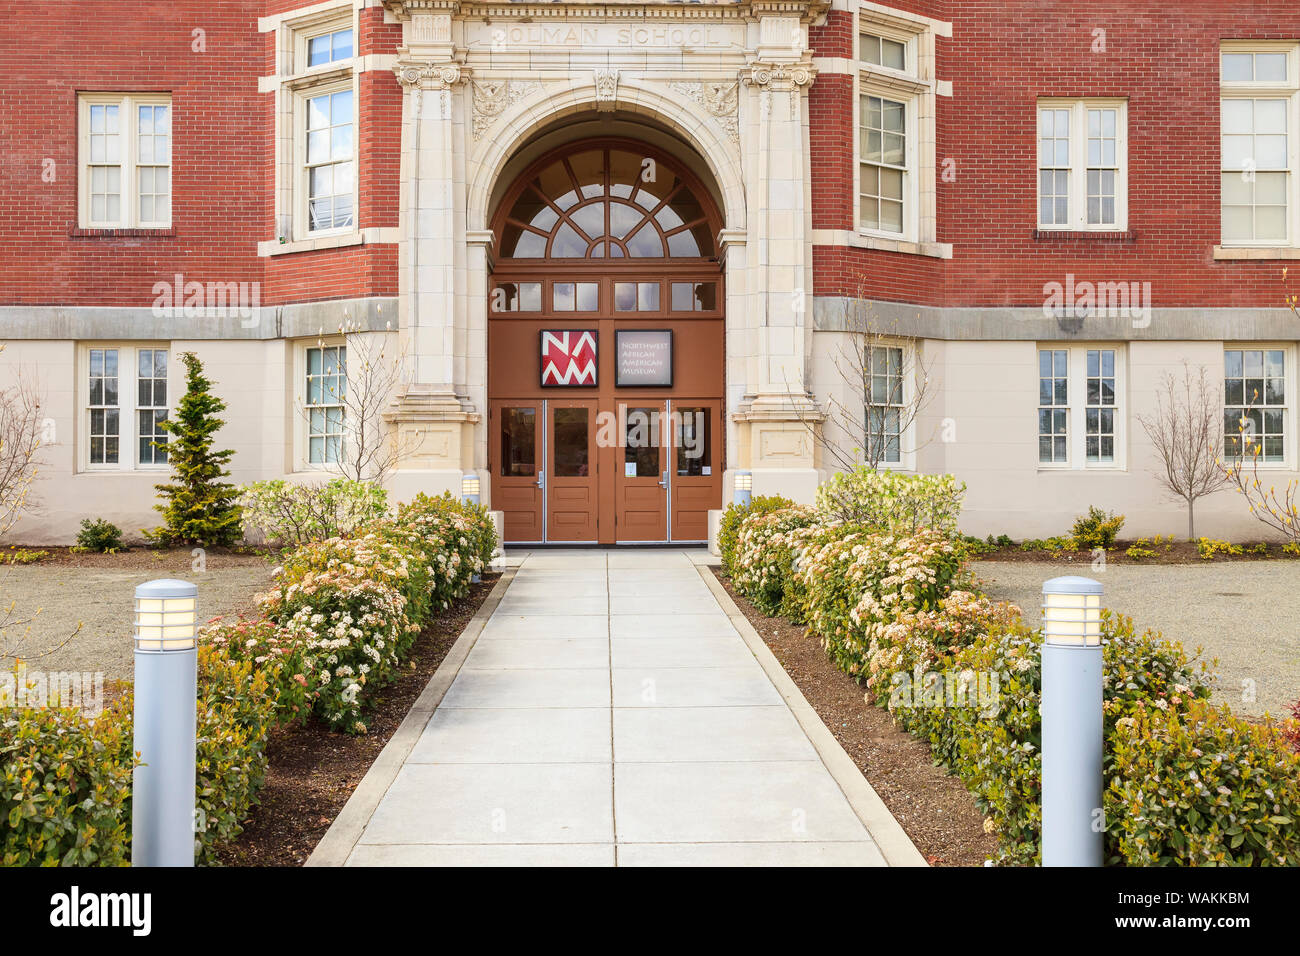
(215, 573, 500, 867)
(713, 568, 999, 867)
(975, 540, 1294, 565)
(1, 545, 270, 570)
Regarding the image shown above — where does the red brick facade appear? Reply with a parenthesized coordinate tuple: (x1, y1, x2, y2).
(2, 1, 1298, 312)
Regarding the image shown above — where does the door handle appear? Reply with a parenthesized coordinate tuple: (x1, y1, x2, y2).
(658, 470, 668, 489)
(537, 469, 545, 489)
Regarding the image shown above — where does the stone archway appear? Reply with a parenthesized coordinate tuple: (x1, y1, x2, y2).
(382, 0, 827, 528)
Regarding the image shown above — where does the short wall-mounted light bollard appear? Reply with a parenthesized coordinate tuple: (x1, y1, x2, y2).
(461, 472, 481, 507)
(132, 578, 199, 868)
(462, 472, 483, 582)
(733, 471, 752, 507)
(1041, 575, 1104, 867)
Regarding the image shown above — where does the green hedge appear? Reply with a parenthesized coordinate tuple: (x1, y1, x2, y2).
(727, 471, 1300, 865)
(1, 489, 498, 865)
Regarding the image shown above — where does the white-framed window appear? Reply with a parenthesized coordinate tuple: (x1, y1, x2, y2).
(1224, 346, 1290, 464)
(82, 345, 170, 471)
(305, 344, 347, 466)
(865, 343, 905, 464)
(78, 94, 171, 229)
(859, 94, 910, 234)
(306, 26, 354, 68)
(269, 6, 359, 246)
(1036, 99, 1128, 231)
(854, 9, 937, 246)
(1220, 44, 1299, 247)
(304, 85, 355, 232)
(1036, 346, 1125, 468)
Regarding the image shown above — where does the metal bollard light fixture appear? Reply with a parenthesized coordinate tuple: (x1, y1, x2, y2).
(733, 471, 752, 507)
(132, 578, 199, 867)
(1040, 575, 1104, 867)
(461, 472, 481, 507)
(461, 472, 483, 582)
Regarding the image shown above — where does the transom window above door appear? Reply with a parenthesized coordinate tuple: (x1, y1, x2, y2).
(496, 145, 719, 260)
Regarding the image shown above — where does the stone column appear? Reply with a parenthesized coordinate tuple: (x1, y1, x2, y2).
(383, 23, 479, 503)
(729, 27, 823, 505)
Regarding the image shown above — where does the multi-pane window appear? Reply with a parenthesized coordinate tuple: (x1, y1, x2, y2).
(307, 28, 354, 67)
(306, 88, 355, 232)
(89, 349, 121, 465)
(860, 32, 906, 72)
(1220, 45, 1298, 246)
(1224, 348, 1286, 462)
(1036, 100, 1127, 230)
(859, 95, 907, 234)
(1221, 99, 1290, 243)
(866, 345, 904, 464)
(85, 346, 169, 468)
(306, 346, 346, 465)
(1038, 109, 1070, 226)
(1086, 109, 1119, 226)
(80, 95, 171, 228)
(1085, 349, 1117, 463)
(1038, 349, 1069, 463)
(137, 349, 169, 465)
(1039, 347, 1125, 467)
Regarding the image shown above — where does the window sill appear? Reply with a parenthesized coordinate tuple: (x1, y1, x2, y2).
(810, 229, 952, 259)
(259, 227, 399, 257)
(1032, 229, 1135, 242)
(1213, 245, 1300, 260)
(69, 227, 175, 239)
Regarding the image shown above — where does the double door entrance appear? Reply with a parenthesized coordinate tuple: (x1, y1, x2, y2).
(491, 398, 720, 544)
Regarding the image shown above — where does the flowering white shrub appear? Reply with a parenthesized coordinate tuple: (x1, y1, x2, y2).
(258, 568, 414, 733)
(731, 507, 816, 615)
(815, 467, 965, 536)
(238, 477, 388, 547)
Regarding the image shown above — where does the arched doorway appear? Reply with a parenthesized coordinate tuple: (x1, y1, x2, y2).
(487, 138, 725, 544)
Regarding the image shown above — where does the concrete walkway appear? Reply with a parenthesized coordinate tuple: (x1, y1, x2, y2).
(313, 548, 918, 867)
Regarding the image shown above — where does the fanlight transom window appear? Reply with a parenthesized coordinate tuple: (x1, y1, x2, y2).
(498, 146, 716, 260)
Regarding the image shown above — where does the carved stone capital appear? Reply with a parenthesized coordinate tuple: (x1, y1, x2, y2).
(394, 59, 471, 92)
(743, 56, 817, 92)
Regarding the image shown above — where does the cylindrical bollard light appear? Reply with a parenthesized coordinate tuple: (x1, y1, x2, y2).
(733, 471, 752, 507)
(132, 578, 199, 867)
(1040, 575, 1104, 867)
(461, 472, 481, 507)
(462, 473, 483, 582)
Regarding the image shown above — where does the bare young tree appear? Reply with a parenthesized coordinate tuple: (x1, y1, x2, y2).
(790, 290, 936, 471)
(0, 348, 46, 540)
(298, 315, 419, 484)
(0, 345, 79, 663)
(1136, 361, 1227, 540)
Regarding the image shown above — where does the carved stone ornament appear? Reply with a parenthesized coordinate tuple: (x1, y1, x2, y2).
(594, 68, 620, 112)
(393, 60, 469, 91)
(669, 81, 740, 144)
(472, 79, 543, 139)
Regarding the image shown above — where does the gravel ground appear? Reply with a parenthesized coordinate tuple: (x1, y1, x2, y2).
(976, 560, 1300, 718)
(0, 557, 274, 680)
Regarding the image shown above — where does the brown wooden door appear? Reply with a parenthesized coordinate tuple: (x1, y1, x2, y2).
(547, 399, 598, 541)
(615, 401, 668, 542)
(668, 400, 721, 542)
(491, 400, 544, 543)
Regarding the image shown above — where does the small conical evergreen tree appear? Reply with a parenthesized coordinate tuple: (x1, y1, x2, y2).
(147, 352, 242, 546)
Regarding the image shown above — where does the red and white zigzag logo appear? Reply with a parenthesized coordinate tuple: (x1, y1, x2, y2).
(541, 330, 597, 386)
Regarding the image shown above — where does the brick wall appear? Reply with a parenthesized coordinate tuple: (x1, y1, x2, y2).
(0, 0, 400, 310)
(5, 1, 1300, 315)
(810, 1, 1300, 310)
